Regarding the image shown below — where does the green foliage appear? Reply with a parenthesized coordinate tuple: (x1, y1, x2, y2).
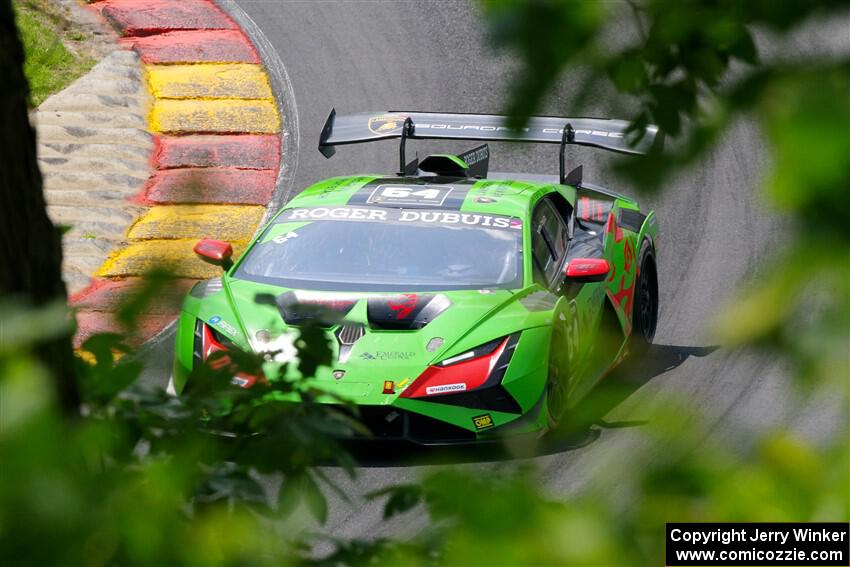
(0, 278, 364, 566)
(13, 0, 94, 106)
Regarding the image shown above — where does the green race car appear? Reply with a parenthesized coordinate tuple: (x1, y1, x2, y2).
(171, 110, 661, 444)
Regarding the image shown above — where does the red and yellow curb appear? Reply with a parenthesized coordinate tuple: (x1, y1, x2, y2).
(72, 0, 282, 349)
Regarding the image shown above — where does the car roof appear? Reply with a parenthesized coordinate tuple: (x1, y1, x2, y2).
(285, 175, 570, 218)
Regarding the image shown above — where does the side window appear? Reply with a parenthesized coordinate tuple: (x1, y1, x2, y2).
(531, 198, 569, 286)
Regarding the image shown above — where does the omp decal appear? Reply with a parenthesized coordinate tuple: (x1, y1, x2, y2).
(426, 383, 467, 395)
(472, 414, 495, 430)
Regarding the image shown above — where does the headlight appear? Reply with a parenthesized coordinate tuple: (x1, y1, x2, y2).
(401, 333, 520, 399)
(435, 337, 504, 367)
(193, 319, 263, 389)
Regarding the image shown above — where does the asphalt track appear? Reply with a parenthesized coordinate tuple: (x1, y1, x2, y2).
(141, 0, 848, 546)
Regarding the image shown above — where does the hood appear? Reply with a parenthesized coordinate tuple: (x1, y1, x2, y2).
(196, 279, 554, 404)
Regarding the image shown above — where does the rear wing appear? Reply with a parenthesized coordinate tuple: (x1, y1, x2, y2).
(318, 109, 661, 184)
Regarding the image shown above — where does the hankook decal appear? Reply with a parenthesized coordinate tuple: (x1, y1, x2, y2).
(426, 383, 467, 395)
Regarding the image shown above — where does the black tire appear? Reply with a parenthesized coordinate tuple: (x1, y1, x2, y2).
(632, 241, 658, 352)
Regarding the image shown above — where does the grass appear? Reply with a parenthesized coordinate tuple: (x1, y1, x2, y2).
(13, 0, 95, 107)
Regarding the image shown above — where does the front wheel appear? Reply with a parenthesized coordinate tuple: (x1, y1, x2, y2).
(545, 324, 569, 430)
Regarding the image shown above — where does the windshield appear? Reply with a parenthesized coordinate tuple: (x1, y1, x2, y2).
(234, 206, 524, 292)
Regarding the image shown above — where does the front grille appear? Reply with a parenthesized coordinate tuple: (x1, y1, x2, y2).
(348, 406, 476, 443)
(423, 385, 522, 414)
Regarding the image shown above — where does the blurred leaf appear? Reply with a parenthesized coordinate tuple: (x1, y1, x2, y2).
(0, 300, 71, 354)
(368, 484, 423, 520)
(302, 470, 328, 524)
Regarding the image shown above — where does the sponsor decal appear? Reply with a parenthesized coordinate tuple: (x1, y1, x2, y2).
(280, 206, 522, 230)
(272, 231, 299, 244)
(231, 375, 257, 389)
(461, 145, 489, 167)
(472, 414, 495, 430)
(425, 382, 467, 396)
(368, 114, 408, 135)
(368, 184, 453, 207)
(359, 351, 416, 361)
(414, 122, 624, 139)
(209, 316, 239, 337)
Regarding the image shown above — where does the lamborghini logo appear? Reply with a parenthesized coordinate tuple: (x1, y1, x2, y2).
(368, 113, 408, 135)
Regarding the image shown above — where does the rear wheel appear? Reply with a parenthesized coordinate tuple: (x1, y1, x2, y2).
(632, 244, 658, 351)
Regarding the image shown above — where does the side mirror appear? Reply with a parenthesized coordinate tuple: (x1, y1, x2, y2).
(194, 239, 233, 270)
(564, 258, 610, 283)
